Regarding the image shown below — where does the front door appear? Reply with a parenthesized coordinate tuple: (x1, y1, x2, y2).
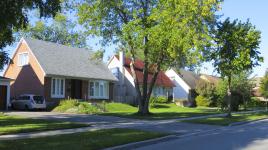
(0, 85, 7, 110)
(71, 80, 82, 99)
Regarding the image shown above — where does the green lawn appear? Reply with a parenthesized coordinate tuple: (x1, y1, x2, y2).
(0, 128, 165, 150)
(181, 112, 268, 126)
(103, 103, 222, 120)
(0, 114, 88, 135)
(52, 100, 222, 120)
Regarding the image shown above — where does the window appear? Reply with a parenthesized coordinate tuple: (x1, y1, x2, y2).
(51, 78, 65, 98)
(18, 96, 30, 101)
(89, 82, 94, 96)
(18, 53, 29, 66)
(110, 67, 119, 79)
(88, 80, 109, 99)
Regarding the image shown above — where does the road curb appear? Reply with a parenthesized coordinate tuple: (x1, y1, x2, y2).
(104, 135, 178, 150)
(229, 117, 268, 127)
(105, 127, 226, 150)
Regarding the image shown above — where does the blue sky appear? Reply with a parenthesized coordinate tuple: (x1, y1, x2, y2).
(202, 0, 268, 77)
(1, 0, 267, 77)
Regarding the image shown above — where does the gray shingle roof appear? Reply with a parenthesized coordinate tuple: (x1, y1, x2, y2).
(24, 38, 117, 81)
(177, 69, 200, 89)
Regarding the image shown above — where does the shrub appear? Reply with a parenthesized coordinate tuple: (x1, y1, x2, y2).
(247, 97, 266, 108)
(196, 95, 210, 107)
(53, 99, 100, 114)
(149, 97, 157, 108)
(217, 93, 242, 111)
(53, 99, 80, 112)
(150, 96, 168, 103)
(149, 96, 168, 108)
(78, 102, 100, 114)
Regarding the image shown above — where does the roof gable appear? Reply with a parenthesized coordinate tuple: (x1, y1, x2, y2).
(173, 69, 200, 89)
(24, 38, 117, 81)
(114, 55, 174, 87)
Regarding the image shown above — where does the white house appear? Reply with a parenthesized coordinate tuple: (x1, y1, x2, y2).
(0, 76, 11, 110)
(108, 52, 174, 104)
(165, 68, 200, 104)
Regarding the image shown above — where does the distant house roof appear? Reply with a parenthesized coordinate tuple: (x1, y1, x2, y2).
(114, 55, 174, 87)
(176, 69, 200, 89)
(200, 74, 220, 85)
(24, 38, 117, 81)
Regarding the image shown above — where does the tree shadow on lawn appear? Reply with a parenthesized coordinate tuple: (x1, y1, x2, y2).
(103, 111, 222, 120)
(151, 104, 171, 109)
(0, 115, 88, 135)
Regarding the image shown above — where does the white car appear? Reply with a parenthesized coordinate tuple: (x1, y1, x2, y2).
(11, 94, 46, 110)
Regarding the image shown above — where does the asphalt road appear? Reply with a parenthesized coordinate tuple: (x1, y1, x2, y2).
(136, 119, 268, 150)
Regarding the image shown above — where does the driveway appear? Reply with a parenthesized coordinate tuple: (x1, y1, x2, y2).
(135, 119, 268, 150)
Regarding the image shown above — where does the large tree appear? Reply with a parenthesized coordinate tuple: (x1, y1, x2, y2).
(211, 18, 263, 117)
(78, 0, 221, 115)
(0, 0, 61, 70)
(18, 13, 88, 48)
(260, 70, 268, 99)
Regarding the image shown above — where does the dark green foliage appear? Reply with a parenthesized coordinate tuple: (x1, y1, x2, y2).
(211, 18, 263, 77)
(216, 73, 254, 111)
(0, 0, 61, 70)
(218, 92, 243, 111)
(247, 97, 266, 108)
(211, 18, 263, 116)
(0, 51, 9, 70)
(260, 70, 268, 98)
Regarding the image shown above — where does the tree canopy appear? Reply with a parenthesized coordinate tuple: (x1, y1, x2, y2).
(0, 0, 61, 70)
(260, 70, 268, 99)
(211, 18, 263, 116)
(78, 0, 222, 114)
(18, 13, 88, 49)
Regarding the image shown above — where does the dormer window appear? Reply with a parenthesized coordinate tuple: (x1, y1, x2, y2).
(18, 52, 29, 66)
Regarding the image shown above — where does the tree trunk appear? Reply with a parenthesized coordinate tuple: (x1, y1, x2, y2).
(138, 36, 150, 115)
(242, 94, 246, 111)
(129, 55, 143, 113)
(226, 76, 232, 117)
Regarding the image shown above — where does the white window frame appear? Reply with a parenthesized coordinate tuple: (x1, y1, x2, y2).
(51, 78, 65, 98)
(18, 52, 29, 66)
(88, 80, 109, 99)
(110, 67, 119, 79)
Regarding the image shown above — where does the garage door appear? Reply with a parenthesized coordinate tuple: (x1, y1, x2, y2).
(0, 85, 7, 110)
